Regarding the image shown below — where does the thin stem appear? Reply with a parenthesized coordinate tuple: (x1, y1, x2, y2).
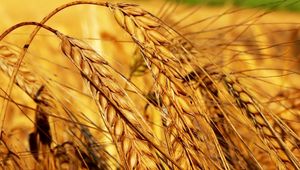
(0, 22, 60, 38)
(0, 1, 108, 41)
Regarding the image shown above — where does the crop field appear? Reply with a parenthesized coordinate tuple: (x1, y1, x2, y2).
(1, 0, 300, 169)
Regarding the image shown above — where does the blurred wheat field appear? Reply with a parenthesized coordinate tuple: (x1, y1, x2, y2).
(1, 0, 300, 169)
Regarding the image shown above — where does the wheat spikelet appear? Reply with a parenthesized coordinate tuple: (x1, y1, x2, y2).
(0, 44, 42, 98)
(223, 74, 300, 168)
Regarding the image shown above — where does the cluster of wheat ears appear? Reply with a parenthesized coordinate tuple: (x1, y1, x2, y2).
(1, 0, 300, 169)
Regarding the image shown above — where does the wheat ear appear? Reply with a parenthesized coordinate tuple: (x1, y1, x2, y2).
(57, 32, 182, 169)
(183, 67, 263, 169)
(110, 4, 233, 169)
(223, 74, 300, 169)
